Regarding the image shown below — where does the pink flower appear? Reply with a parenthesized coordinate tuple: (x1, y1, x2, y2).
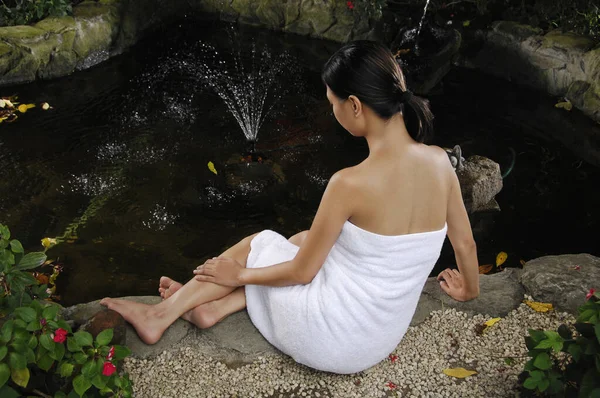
(347, 1, 354, 10)
(40, 318, 47, 326)
(386, 381, 397, 390)
(53, 328, 68, 343)
(574, 265, 581, 270)
(586, 288, 596, 300)
(107, 346, 115, 360)
(102, 362, 117, 376)
(389, 354, 398, 363)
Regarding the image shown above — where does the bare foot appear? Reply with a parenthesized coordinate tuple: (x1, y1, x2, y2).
(100, 298, 166, 345)
(158, 276, 183, 300)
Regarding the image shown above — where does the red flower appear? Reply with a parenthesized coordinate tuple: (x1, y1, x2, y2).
(389, 354, 398, 363)
(574, 265, 581, 270)
(107, 346, 115, 360)
(53, 328, 68, 343)
(102, 362, 117, 376)
(40, 318, 47, 326)
(586, 288, 596, 300)
(347, 1, 354, 10)
(386, 381, 397, 390)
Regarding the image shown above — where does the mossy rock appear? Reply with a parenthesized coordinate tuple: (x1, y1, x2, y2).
(491, 20, 542, 42)
(0, 25, 45, 42)
(542, 30, 595, 52)
(0, 42, 12, 58)
(35, 16, 76, 34)
(73, 1, 119, 20)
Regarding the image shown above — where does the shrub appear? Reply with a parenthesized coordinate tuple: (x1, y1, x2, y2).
(0, 224, 134, 397)
(520, 289, 600, 396)
(0, 0, 73, 27)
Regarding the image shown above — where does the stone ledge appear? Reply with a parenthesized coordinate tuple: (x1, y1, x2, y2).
(62, 252, 600, 362)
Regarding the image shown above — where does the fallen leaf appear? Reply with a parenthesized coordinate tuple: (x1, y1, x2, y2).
(484, 317, 501, 327)
(0, 99, 5, 108)
(208, 161, 218, 175)
(33, 272, 49, 285)
(42, 102, 50, 110)
(4, 99, 13, 107)
(524, 300, 553, 312)
(443, 368, 477, 378)
(479, 264, 493, 274)
(555, 100, 572, 111)
(496, 252, 508, 267)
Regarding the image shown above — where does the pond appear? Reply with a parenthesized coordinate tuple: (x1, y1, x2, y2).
(1, 18, 599, 306)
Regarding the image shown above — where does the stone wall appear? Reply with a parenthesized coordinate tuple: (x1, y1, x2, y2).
(0, 0, 372, 87)
(463, 21, 600, 124)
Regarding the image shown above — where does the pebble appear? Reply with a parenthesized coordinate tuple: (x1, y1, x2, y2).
(123, 300, 575, 397)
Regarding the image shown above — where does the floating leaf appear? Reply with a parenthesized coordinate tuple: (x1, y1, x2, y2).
(555, 100, 572, 111)
(0, 100, 5, 108)
(443, 367, 477, 378)
(207, 161, 218, 175)
(41, 237, 57, 249)
(41, 102, 50, 110)
(496, 252, 508, 267)
(4, 100, 13, 107)
(524, 300, 554, 312)
(479, 264, 493, 274)
(463, 20, 471, 27)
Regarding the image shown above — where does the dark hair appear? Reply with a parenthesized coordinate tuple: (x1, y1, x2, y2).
(322, 40, 434, 143)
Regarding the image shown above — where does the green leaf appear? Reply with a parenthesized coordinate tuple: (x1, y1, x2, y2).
(25, 347, 35, 364)
(557, 324, 572, 340)
(533, 352, 552, 370)
(72, 374, 92, 397)
(0, 346, 7, 361)
(581, 369, 598, 398)
(81, 360, 97, 379)
(15, 252, 47, 271)
(14, 307, 36, 323)
(0, 363, 9, 387)
(73, 352, 87, 365)
(95, 329, 113, 347)
(0, 225, 10, 240)
(595, 323, 600, 344)
(39, 334, 54, 352)
(67, 337, 81, 352)
(26, 321, 42, 332)
(523, 376, 538, 390)
(0, 321, 13, 343)
(112, 345, 131, 361)
(535, 339, 554, 350)
(42, 305, 59, 321)
(578, 309, 597, 323)
(57, 320, 72, 334)
(538, 378, 550, 392)
(10, 367, 29, 388)
(74, 331, 93, 347)
(37, 354, 54, 372)
(9, 240, 23, 254)
(59, 362, 74, 378)
(54, 392, 68, 398)
(8, 352, 26, 370)
(0, 385, 19, 398)
(528, 329, 547, 343)
(590, 388, 600, 398)
(50, 342, 65, 361)
(91, 373, 107, 389)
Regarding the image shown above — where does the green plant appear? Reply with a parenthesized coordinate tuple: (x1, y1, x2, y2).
(347, 0, 388, 21)
(0, 224, 134, 397)
(520, 289, 600, 397)
(0, 0, 72, 27)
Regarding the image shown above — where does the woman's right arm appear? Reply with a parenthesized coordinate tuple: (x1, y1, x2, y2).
(438, 167, 480, 301)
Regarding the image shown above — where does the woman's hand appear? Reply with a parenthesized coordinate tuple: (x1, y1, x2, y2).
(193, 257, 244, 287)
(437, 268, 478, 302)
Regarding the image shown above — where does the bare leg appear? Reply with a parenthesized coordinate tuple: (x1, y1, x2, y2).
(159, 277, 245, 328)
(101, 233, 258, 344)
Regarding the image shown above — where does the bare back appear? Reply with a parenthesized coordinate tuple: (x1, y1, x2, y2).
(346, 144, 451, 236)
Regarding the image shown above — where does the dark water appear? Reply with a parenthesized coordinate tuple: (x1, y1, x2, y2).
(1, 19, 598, 305)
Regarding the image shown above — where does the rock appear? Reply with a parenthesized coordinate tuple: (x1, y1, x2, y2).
(456, 155, 503, 213)
(412, 269, 525, 325)
(81, 309, 127, 346)
(518, 253, 600, 314)
(465, 21, 600, 125)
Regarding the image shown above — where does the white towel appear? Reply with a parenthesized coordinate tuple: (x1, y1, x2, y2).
(245, 220, 447, 374)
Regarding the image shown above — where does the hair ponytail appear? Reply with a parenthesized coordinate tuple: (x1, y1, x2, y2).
(322, 40, 435, 143)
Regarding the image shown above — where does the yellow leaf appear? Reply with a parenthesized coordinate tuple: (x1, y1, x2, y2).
(41, 237, 57, 249)
(17, 104, 28, 113)
(208, 161, 218, 175)
(555, 101, 572, 111)
(520, 259, 526, 266)
(11, 367, 30, 388)
(478, 264, 493, 274)
(443, 368, 477, 378)
(4, 99, 13, 107)
(463, 20, 471, 27)
(524, 300, 553, 312)
(496, 252, 508, 267)
(484, 317, 501, 327)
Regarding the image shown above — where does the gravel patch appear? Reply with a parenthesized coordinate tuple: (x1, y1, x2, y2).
(124, 299, 574, 397)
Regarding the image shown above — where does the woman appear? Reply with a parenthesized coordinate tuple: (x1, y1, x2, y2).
(101, 40, 479, 374)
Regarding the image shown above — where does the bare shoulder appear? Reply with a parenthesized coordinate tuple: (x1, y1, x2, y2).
(426, 145, 454, 172)
(329, 166, 360, 189)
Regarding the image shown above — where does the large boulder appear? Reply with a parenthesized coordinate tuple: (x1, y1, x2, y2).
(465, 21, 600, 124)
(456, 155, 503, 213)
(518, 253, 600, 314)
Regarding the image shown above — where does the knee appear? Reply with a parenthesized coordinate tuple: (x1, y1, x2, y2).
(288, 230, 309, 246)
(193, 305, 217, 329)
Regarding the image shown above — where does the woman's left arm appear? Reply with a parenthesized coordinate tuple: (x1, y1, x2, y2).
(194, 170, 356, 287)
